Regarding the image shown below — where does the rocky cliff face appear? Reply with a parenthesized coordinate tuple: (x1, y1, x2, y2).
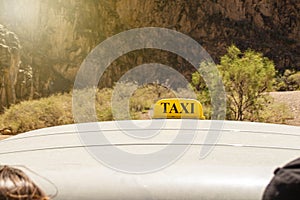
(116, 0, 299, 68)
(0, 0, 299, 98)
(0, 24, 21, 110)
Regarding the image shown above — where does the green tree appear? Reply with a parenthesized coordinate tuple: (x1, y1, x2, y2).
(191, 63, 213, 119)
(191, 45, 276, 121)
(218, 45, 275, 120)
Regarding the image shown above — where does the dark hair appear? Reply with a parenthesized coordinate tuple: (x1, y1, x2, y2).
(263, 157, 300, 200)
(0, 165, 49, 200)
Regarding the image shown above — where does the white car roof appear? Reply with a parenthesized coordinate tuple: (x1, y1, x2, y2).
(0, 120, 299, 200)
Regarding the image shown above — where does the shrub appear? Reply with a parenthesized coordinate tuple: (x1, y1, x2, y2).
(0, 83, 183, 134)
(0, 94, 73, 134)
(274, 70, 300, 91)
(256, 100, 293, 124)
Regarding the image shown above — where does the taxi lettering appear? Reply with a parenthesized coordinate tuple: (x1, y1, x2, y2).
(152, 98, 205, 119)
(161, 102, 195, 114)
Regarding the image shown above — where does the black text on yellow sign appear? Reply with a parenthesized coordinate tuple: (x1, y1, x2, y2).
(152, 99, 205, 119)
(161, 102, 195, 114)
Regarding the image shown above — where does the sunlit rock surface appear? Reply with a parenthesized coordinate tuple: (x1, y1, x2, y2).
(0, 0, 298, 95)
(0, 24, 21, 109)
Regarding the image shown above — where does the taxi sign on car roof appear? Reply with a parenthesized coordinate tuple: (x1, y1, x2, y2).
(152, 98, 205, 119)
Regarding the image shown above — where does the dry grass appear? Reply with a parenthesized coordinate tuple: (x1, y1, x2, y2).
(0, 85, 176, 134)
(0, 87, 298, 139)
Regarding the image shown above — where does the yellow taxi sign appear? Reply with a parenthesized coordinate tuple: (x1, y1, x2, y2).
(152, 98, 205, 119)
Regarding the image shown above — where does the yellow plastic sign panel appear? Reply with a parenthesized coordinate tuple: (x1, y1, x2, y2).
(152, 98, 205, 119)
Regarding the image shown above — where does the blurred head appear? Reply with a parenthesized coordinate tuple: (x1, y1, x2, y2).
(263, 157, 300, 200)
(0, 165, 49, 200)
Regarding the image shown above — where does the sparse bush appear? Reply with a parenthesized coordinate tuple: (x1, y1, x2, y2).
(0, 83, 188, 134)
(191, 70, 213, 119)
(256, 100, 293, 124)
(0, 93, 73, 134)
(274, 70, 300, 91)
(130, 84, 176, 112)
(96, 88, 113, 121)
(288, 72, 300, 90)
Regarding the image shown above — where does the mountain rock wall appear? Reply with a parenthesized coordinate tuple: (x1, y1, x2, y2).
(0, 24, 21, 109)
(0, 0, 298, 96)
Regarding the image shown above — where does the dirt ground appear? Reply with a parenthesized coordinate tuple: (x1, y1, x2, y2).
(270, 91, 300, 126)
(0, 91, 299, 141)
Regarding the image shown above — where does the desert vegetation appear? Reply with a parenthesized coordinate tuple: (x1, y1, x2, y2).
(0, 45, 297, 135)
